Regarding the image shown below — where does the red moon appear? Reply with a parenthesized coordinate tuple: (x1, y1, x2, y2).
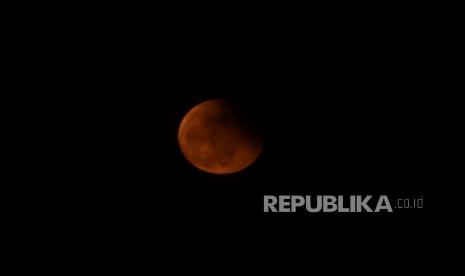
(178, 99, 263, 174)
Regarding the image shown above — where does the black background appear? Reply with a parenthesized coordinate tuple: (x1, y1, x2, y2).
(21, 6, 458, 270)
(95, 45, 438, 254)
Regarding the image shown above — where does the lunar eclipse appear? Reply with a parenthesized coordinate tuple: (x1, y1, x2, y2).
(178, 99, 263, 174)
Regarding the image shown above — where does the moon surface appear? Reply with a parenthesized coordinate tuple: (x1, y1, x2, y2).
(178, 99, 263, 174)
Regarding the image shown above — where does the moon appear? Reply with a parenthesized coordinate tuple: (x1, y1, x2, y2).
(178, 99, 263, 174)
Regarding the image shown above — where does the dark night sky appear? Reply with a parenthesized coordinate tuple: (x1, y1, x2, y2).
(26, 8, 459, 268)
(79, 34, 441, 236)
(117, 59, 437, 234)
(115, 73, 441, 263)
